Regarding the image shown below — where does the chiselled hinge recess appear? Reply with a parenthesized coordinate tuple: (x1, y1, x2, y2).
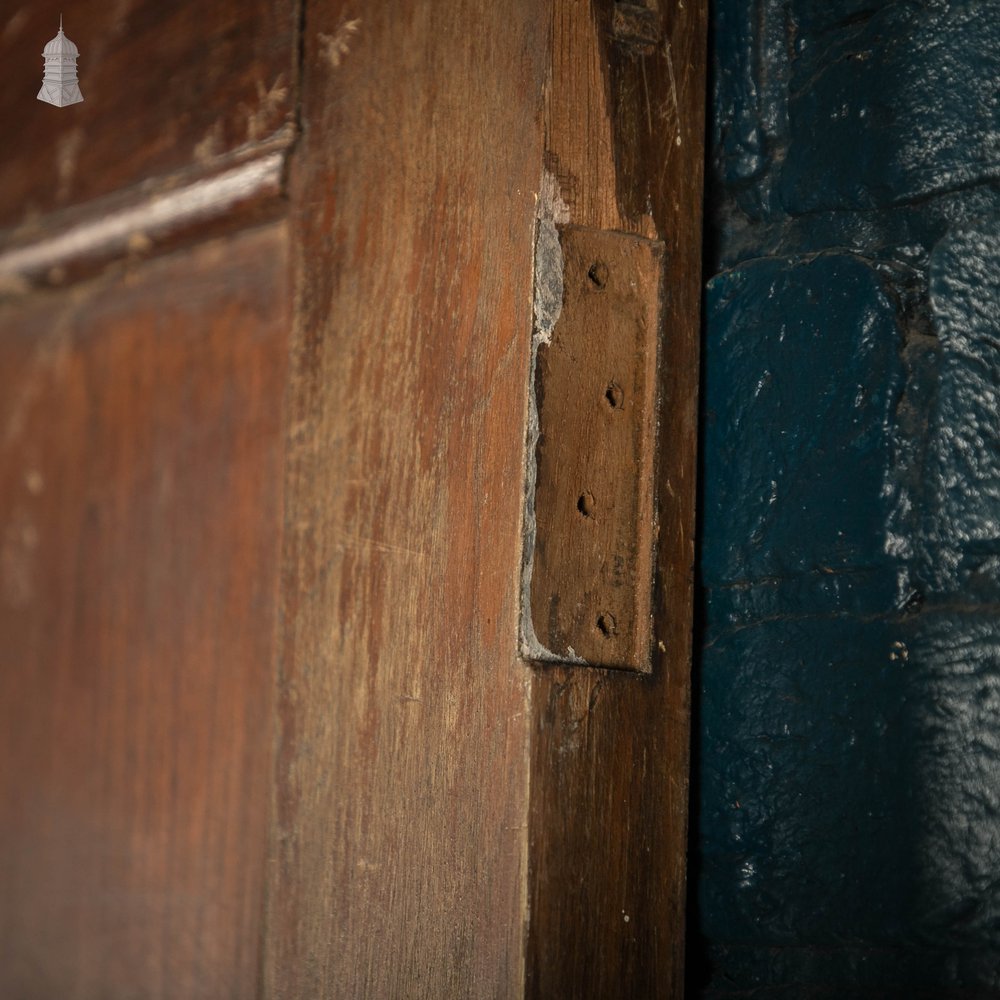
(521, 223, 664, 673)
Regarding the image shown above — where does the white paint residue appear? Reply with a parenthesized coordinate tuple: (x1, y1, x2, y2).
(532, 219, 563, 347)
(537, 168, 571, 225)
(518, 179, 587, 667)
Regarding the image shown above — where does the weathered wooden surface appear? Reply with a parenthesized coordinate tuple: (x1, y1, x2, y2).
(0, 0, 705, 993)
(527, 225, 662, 671)
(0, 0, 295, 233)
(0, 224, 290, 999)
(526, 1, 707, 996)
(262, 3, 548, 997)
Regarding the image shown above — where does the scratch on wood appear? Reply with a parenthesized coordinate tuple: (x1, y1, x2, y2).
(663, 40, 682, 146)
(1, 512, 39, 608)
(242, 76, 290, 142)
(2, 10, 28, 42)
(335, 532, 428, 562)
(56, 128, 83, 201)
(319, 18, 361, 69)
(642, 58, 653, 134)
(194, 121, 225, 163)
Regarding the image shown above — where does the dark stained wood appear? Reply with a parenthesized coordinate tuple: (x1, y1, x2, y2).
(0, 224, 290, 999)
(0, 0, 295, 233)
(0, 0, 705, 992)
(526, 0, 707, 996)
(528, 225, 663, 671)
(261, 3, 549, 997)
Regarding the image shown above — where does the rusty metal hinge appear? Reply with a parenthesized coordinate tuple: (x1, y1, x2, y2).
(521, 223, 664, 672)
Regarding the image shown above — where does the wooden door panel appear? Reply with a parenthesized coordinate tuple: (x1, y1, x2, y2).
(0, 0, 707, 993)
(0, 224, 289, 999)
(0, 0, 295, 232)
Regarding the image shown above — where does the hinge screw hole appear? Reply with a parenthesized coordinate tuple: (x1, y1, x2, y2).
(587, 261, 609, 289)
(577, 491, 596, 518)
(596, 612, 617, 638)
(605, 382, 624, 409)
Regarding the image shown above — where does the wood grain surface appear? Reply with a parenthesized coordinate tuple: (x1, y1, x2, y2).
(0, 0, 295, 233)
(0, 224, 290, 999)
(526, 1, 707, 997)
(0, 0, 705, 994)
(262, 2, 549, 997)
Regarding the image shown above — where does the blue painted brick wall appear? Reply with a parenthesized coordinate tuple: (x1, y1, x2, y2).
(697, 2, 1000, 995)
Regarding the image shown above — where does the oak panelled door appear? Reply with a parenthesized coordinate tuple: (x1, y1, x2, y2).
(0, 2, 705, 997)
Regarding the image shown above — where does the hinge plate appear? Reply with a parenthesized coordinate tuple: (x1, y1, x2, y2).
(522, 224, 663, 672)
